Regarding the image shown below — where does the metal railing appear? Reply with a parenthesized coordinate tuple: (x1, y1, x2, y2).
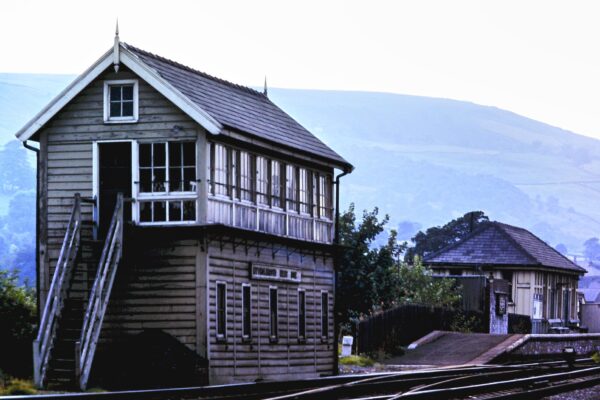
(33, 193, 82, 388)
(76, 193, 124, 390)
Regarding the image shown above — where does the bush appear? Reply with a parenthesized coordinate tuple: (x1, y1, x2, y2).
(2, 378, 37, 395)
(339, 355, 375, 367)
(0, 269, 36, 378)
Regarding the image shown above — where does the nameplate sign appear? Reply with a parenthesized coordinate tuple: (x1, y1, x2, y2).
(251, 263, 301, 283)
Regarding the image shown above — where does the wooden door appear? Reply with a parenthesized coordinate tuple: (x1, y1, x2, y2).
(99, 142, 132, 237)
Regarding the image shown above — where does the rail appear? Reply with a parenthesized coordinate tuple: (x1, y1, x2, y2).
(16, 358, 599, 400)
(33, 193, 82, 388)
(76, 193, 124, 390)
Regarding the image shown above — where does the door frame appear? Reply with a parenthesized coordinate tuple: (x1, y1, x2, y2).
(92, 139, 138, 239)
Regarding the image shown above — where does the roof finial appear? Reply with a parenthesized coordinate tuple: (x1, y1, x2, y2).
(113, 19, 120, 73)
(263, 75, 268, 96)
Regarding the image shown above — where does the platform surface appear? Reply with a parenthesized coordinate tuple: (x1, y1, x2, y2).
(384, 331, 522, 366)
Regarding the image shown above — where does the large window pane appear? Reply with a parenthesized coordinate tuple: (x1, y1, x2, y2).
(286, 165, 297, 211)
(271, 160, 281, 208)
(140, 202, 151, 222)
(122, 85, 134, 100)
(154, 201, 166, 222)
(183, 142, 195, 166)
(153, 167, 166, 192)
(169, 142, 182, 167)
(257, 156, 268, 205)
(168, 201, 182, 222)
(183, 201, 195, 221)
(183, 167, 195, 192)
(154, 143, 166, 166)
(139, 144, 151, 167)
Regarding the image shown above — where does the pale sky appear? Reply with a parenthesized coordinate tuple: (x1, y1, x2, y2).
(3, 0, 600, 140)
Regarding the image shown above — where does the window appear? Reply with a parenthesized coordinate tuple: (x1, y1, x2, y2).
(269, 287, 278, 341)
(104, 80, 138, 122)
(211, 144, 229, 196)
(138, 141, 196, 223)
(298, 290, 306, 340)
(271, 160, 282, 208)
(299, 168, 310, 214)
(286, 165, 297, 211)
(321, 291, 329, 339)
(318, 175, 332, 219)
(216, 282, 227, 339)
(242, 284, 251, 339)
(502, 271, 513, 302)
(256, 156, 269, 205)
(239, 151, 253, 201)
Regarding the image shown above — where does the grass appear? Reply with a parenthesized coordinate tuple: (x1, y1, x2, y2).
(339, 354, 376, 367)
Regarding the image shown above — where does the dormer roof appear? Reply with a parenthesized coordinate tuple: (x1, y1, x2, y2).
(15, 42, 352, 171)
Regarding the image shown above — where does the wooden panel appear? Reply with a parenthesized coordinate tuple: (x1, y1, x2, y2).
(206, 239, 335, 384)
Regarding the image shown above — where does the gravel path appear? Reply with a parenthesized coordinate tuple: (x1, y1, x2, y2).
(543, 384, 600, 400)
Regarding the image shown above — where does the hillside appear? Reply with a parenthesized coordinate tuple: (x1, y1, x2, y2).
(1, 73, 600, 281)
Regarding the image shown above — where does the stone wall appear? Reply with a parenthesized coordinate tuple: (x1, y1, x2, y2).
(505, 334, 600, 359)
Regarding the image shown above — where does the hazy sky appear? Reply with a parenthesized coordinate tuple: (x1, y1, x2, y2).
(3, 0, 600, 140)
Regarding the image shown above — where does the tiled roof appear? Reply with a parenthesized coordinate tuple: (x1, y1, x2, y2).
(424, 222, 586, 274)
(124, 44, 351, 170)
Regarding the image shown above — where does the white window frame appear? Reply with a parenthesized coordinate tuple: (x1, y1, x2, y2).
(216, 281, 227, 340)
(103, 79, 139, 123)
(135, 140, 198, 226)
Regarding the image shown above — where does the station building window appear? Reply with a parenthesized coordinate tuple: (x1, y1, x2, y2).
(104, 80, 138, 122)
(137, 141, 196, 224)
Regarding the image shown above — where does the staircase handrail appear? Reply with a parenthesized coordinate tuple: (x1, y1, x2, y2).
(33, 193, 82, 388)
(76, 193, 124, 390)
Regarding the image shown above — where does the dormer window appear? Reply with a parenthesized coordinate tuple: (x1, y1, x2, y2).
(104, 80, 138, 123)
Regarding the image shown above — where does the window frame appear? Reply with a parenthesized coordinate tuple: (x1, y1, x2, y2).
(242, 283, 252, 341)
(298, 288, 306, 342)
(269, 286, 279, 343)
(216, 281, 227, 341)
(135, 140, 198, 226)
(321, 290, 329, 340)
(103, 79, 139, 123)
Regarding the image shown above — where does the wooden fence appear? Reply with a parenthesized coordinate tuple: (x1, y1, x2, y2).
(356, 304, 485, 355)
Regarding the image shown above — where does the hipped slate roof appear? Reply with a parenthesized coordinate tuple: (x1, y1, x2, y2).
(424, 222, 586, 274)
(124, 44, 351, 170)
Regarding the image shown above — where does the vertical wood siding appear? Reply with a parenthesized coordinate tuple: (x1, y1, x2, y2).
(206, 239, 335, 384)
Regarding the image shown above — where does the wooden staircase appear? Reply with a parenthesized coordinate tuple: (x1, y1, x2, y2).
(33, 193, 124, 390)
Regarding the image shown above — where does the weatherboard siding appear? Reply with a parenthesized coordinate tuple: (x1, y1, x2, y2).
(39, 66, 200, 342)
(206, 239, 335, 384)
(37, 62, 337, 384)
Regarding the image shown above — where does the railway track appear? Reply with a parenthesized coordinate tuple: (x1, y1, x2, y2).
(2, 358, 598, 400)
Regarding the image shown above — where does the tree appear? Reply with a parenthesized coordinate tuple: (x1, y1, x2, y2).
(337, 204, 404, 325)
(404, 211, 490, 261)
(0, 269, 36, 377)
(584, 238, 600, 262)
(396, 257, 460, 308)
(337, 205, 461, 330)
